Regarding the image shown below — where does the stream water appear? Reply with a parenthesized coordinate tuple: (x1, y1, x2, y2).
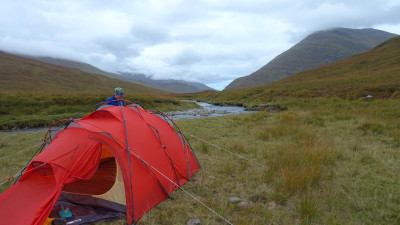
(167, 101, 253, 120)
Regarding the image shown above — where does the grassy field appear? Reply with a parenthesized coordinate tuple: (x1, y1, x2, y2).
(1, 97, 399, 224)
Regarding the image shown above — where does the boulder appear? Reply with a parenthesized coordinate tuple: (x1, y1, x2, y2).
(238, 201, 252, 210)
(268, 201, 277, 208)
(229, 197, 241, 203)
(187, 219, 202, 225)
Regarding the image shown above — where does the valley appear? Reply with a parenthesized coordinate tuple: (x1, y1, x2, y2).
(0, 27, 399, 225)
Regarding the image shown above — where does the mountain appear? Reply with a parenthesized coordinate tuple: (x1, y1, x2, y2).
(29, 56, 214, 93)
(0, 51, 167, 95)
(198, 35, 400, 104)
(117, 72, 215, 94)
(225, 28, 398, 90)
(268, 35, 400, 98)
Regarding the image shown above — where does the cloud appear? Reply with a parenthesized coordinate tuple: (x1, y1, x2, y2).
(0, 0, 399, 90)
(168, 48, 202, 66)
(92, 35, 140, 59)
(130, 23, 171, 45)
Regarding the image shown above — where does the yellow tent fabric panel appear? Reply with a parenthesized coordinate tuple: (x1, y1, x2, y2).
(94, 159, 126, 206)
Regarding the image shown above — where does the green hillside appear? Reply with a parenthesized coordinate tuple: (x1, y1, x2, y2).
(0, 51, 166, 95)
(225, 28, 397, 90)
(189, 35, 400, 106)
(33, 56, 119, 79)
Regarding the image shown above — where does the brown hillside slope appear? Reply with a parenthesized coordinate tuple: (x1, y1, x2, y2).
(0, 51, 167, 95)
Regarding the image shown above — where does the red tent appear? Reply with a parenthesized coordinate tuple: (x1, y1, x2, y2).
(0, 104, 200, 225)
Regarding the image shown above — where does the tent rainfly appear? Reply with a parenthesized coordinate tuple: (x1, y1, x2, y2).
(0, 103, 200, 225)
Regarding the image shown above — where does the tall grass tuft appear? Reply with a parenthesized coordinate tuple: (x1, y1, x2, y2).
(356, 120, 385, 135)
(228, 141, 245, 153)
(199, 142, 209, 153)
(297, 193, 318, 224)
(267, 131, 332, 194)
(256, 123, 291, 141)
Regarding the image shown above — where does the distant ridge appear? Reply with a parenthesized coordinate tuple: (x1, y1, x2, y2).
(0, 51, 167, 95)
(32, 56, 119, 79)
(29, 56, 214, 93)
(117, 72, 215, 94)
(225, 28, 398, 90)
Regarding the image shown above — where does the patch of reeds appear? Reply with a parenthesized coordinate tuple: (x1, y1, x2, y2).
(267, 136, 331, 194)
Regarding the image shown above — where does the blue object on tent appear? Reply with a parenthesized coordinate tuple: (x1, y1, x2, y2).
(59, 207, 72, 219)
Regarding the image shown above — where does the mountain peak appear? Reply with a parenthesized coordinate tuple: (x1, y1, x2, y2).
(224, 27, 398, 90)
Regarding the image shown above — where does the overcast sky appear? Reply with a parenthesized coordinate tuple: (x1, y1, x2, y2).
(1, 0, 400, 90)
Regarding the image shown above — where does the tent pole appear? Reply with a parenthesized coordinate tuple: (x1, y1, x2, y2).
(120, 102, 135, 224)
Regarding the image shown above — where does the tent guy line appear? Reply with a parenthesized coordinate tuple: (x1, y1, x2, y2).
(0, 141, 42, 161)
(0, 122, 269, 187)
(128, 149, 233, 225)
(0, 162, 47, 187)
(188, 134, 270, 170)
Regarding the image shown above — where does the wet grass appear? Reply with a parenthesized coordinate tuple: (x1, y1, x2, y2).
(0, 98, 399, 224)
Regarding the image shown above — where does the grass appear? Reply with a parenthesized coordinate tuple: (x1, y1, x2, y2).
(297, 193, 318, 224)
(1, 97, 399, 224)
(0, 131, 45, 193)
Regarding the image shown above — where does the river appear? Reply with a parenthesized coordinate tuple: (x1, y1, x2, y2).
(167, 101, 253, 120)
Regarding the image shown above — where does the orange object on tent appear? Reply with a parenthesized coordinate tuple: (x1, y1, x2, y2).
(0, 103, 200, 225)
